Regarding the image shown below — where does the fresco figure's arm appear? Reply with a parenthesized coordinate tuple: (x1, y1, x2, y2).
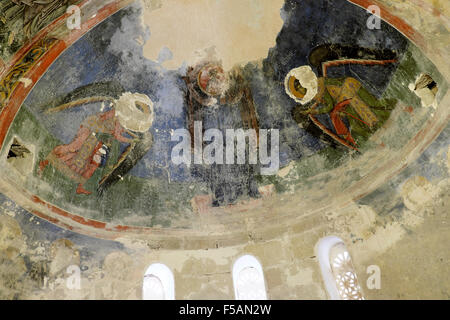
(299, 90, 334, 116)
(308, 44, 398, 77)
(113, 120, 133, 144)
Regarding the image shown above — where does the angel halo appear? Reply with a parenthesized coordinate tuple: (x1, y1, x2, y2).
(284, 65, 319, 105)
(115, 92, 154, 133)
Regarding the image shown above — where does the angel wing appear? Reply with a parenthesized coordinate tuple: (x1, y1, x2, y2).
(38, 80, 154, 193)
(97, 131, 153, 196)
(40, 80, 125, 114)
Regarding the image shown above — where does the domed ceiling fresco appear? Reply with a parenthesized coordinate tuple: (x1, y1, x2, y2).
(0, 0, 448, 237)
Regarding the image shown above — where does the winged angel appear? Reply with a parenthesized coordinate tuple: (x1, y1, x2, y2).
(38, 82, 154, 195)
(287, 44, 399, 151)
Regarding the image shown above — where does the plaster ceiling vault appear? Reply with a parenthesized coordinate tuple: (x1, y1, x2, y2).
(0, 0, 448, 300)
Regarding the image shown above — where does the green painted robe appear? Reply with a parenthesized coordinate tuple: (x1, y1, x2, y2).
(312, 77, 397, 145)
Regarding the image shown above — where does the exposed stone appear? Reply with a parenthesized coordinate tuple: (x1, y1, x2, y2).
(48, 239, 80, 278)
(401, 176, 435, 213)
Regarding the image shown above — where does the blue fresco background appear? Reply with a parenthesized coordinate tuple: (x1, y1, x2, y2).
(23, 0, 408, 183)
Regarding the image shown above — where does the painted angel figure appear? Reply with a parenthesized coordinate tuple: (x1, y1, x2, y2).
(38, 81, 154, 195)
(184, 60, 260, 146)
(183, 60, 261, 206)
(287, 44, 399, 150)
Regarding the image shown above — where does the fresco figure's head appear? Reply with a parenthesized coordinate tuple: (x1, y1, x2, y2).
(197, 64, 230, 97)
(115, 92, 154, 132)
(284, 65, 318, 105)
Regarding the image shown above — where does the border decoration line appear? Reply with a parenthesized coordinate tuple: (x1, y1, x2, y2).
(0, 0, 446, 241)
(0, 38, 58, 113)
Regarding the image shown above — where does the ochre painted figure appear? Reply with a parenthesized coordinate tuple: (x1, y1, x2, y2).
(183, 61, 261, 205)
(39, 92, 154, 195)
(287, 45, 399, 150)
(184, 61, 260, 147)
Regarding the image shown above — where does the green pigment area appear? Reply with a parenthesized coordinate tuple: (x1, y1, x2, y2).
(258, 43, 448, 191)
(0, 106, 207, 228)
(0, 43, 447, 227)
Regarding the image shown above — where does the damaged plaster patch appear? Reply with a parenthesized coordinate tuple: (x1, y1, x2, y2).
(140, 0, 285, 70)
(103, 251, 134, 281)
(285, 266, 317, 288)
(408, 74, 439, 109)
(326, 203, 377, 241)
(154, 247, 242, 274)
(401, 176, 437, 213)
(115, 236, 152, 251)
(48, 239, 80, 278)
(277, 161, 295, 178)
(4, 137, 35, 178)
(18, 78, 32, 88)
(0, 214, 31, 299)
(0, 214, 25, 260)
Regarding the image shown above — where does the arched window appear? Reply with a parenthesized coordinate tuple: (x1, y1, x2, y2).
(232, 255, 267, 300)
(143, 263, 175, 300)
(315, 236, 364, 300)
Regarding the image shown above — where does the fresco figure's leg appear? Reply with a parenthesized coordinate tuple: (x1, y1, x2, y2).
(76, 184, 92, 195)
(76, 146, 103, 195)
(330, 100, 356, 146)
(81, 160, 101, 180)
